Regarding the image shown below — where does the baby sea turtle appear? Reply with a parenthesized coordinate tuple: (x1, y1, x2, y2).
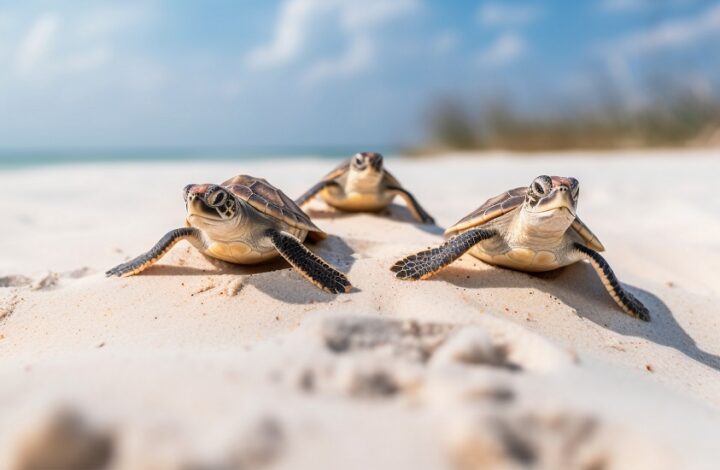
(107, 175, 351, 294)
(296, 152, 435, 224)
(391, 175, 649, 321)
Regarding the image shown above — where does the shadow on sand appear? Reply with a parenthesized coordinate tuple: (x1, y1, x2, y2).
(125, 234, 358, 304)
(306, 204, 445, 236)
(436, 262, 720, 372)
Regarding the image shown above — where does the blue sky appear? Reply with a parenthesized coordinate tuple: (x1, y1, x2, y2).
(0, 0, 718, 148)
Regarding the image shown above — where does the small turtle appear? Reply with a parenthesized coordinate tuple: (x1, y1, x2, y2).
(296, 152, 435, 224)
(107, 175, 351, 294)
(391, 175, 649, 321)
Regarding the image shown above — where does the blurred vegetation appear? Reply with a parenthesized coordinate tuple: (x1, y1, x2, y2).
(421, 85, 720, 152)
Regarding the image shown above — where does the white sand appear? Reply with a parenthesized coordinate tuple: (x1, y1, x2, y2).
(1, 149, 719, 469)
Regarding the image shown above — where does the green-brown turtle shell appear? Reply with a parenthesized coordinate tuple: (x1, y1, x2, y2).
(222, 175, 326, 239)
(320, 160, 351, 182)
(444, 186, 605, 252)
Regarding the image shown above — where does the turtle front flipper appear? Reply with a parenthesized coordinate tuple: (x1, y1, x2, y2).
(266, 229, 351, 294)
(295, 180, 340, 207)
(387, 185, 435, 224)
(574, 243, 650, 321)
(391, 228, 496, 280)
(106, 227, 205, 277)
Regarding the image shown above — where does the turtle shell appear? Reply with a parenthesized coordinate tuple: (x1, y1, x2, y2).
(321, 160, 351, 182)
(445, 187, 527, 236)
(222, 175, 326, 238)
(444, 186, 605, 252)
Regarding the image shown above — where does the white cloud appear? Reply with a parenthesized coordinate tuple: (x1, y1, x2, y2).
(245, 0, 327, 69)
(608, 3, 720, 55)
(477, 33, 526, 67)
(597, 3, 720, 99)
(303, 36, 373, 83)
(15, 14, 59, 74)
(246, 0, 419, 83)
(477, 2, 540, 27)
(11, 6, 151, 80)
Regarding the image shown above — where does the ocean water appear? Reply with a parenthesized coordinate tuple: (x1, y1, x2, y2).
(0, 147, 396, 169)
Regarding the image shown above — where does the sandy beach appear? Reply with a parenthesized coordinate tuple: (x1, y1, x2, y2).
(1, 149, 719, 469)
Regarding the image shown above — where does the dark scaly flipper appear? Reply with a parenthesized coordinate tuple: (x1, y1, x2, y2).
(574, 243, 650, 321)
(387, 185, 435, 224)
(295, 180, 340, 207)
(391, 228, 496, 280)
(106, 228, 205, 277)
(266, 229, 351, 294)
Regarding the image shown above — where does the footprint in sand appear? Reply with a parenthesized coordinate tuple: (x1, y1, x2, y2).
(63, 267, 95, 279)
(9, 407, 113, 470)
(30, 272, 60, 291)
(188, 277, 246, 297)
(0, 268, 94, 293)
(294, 316, 572, 399)
(0, 276, 32, 288)
(444, 408, 671, 470)
(223, 416, 285, 469)
(0, 272, 61, 291)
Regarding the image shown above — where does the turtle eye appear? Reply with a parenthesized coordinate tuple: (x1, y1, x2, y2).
(353, 154, 365, 167)
(207, 190, 226, 207)
(531, 175, 552, 196)
(569, 179, 580, 199)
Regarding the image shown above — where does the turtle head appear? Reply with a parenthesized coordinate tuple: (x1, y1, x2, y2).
(183, 184, 243, 232)
(350, 152, 384, 174)
(348, 152, 384, 189)
(520, 175, 579, 232)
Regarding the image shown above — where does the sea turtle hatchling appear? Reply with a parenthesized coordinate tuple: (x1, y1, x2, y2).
(295, 152, 435, 224)
(391, 175, 649, 321)
(106, 175, 352, 294)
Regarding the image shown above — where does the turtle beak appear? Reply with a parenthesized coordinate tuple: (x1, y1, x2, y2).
(536, 186, 576, 216)
(185, 185, 220, 217)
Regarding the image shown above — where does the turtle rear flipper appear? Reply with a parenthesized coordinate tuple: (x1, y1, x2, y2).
(387, 185, 435, 224)
(267, 229, 351, 294)
(574, 243, 650, 321)
(106, 227, 205, 277)
(391, 228, 496, 280)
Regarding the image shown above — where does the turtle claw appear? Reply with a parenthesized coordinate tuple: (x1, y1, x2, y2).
(621, 290, 651, 322)
(419, 213, 435, 225)
(105, 261, 142, 278)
